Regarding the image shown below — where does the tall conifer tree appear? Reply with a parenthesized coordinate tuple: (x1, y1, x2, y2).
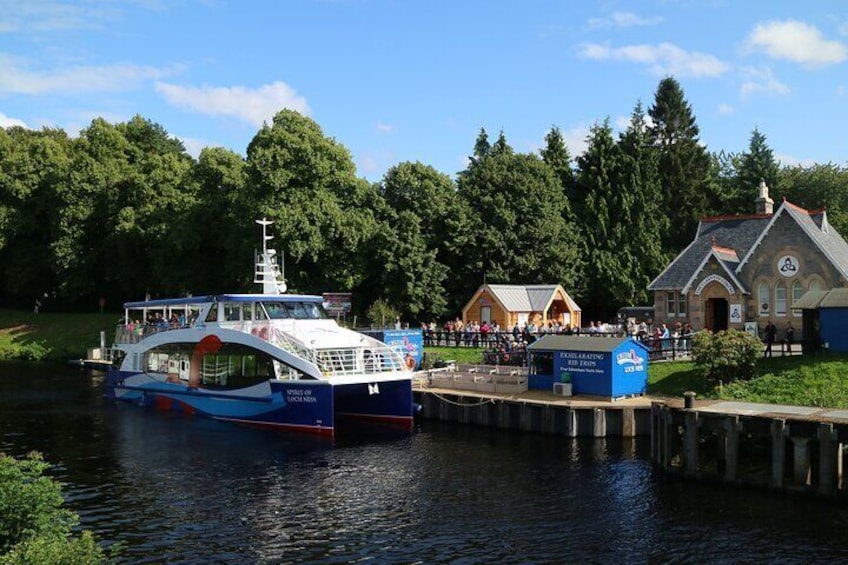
(648, 77, 711, 251)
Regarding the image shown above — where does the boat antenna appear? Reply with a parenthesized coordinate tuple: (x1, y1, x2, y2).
(254, 218, 287, 294)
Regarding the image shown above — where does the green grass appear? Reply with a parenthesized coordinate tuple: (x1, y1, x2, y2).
(0, 308, 116, 362)
(423, 346, 486, 366)
(648, 352, 848, 409)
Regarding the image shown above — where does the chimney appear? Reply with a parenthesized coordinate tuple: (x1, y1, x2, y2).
(755, 179, 774, 215)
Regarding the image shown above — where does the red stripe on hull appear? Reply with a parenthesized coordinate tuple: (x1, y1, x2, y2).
(214, 416, 335, 438)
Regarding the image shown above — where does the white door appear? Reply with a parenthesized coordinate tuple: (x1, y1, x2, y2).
(481, 306, 491, 323)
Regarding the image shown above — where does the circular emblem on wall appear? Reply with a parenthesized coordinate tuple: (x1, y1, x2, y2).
(777, 255, 799, 277)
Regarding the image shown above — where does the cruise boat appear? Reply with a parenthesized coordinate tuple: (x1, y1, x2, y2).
(104, 219, 414, 437)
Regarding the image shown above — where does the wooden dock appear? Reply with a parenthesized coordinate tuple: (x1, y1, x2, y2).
(651, 399, 848, 498)
(413, 366, 654, 437)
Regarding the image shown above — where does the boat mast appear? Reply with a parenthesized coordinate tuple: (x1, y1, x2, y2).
(254, 218, 287, 294)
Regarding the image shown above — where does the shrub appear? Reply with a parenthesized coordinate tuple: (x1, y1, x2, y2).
(0, 452, 105, 563)
(691, 328, 761, 384)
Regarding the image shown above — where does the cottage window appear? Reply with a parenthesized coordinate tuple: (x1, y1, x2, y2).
(775, 282, 787, 316)
(666, 291, 685, 317)
(758, 282, 770, 316)
(791, 281, 803, 317)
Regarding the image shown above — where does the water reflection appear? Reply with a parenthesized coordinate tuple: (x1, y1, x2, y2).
(3, 363, 848, 563)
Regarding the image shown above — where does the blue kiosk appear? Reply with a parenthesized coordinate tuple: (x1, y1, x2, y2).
(526, 335, 649, 398)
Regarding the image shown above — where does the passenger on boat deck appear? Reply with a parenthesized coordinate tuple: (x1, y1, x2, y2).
(169, 314, 179, 327)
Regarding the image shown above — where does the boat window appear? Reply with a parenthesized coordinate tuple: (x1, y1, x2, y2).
(285, 302, 309, 319)
(255, 304, 268, 320)
(263, 302, 290, 319)
(302, 302, 326, 319)
(224, 303, 241, 321)
(205, 305, 219, 323)
(242, 303, 253, 321)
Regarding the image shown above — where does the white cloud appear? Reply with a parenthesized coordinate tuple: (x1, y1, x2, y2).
(738, 66, 790, 98)
(177, 136, 212, 159)
(717, 103, 735, 116)
(561, 124, 591, 157)
(744, 20, 848, 67)
(0, 111, 27, 128)
(577, 41, 729, 78)
(774, 151, 817, 168)
(588, 11, 663, 30)
(155, 81, 310, 126)
(614, 115, 630, 130)
(0, 54, 175, 95)
(375, 121, 395, 134)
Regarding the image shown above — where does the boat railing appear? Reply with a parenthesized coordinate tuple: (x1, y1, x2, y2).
(113, 323, 191, 345)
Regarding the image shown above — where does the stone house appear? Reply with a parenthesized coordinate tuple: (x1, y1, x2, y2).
(648, 182, 848, 336)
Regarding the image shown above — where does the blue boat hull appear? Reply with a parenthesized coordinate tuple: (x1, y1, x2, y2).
(105, 370, 412, 437)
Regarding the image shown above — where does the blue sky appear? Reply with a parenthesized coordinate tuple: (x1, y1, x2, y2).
(1, 1, 847, 182)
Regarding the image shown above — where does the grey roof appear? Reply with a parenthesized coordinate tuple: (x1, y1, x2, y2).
(794, 288, 848, 309)
(527, 335, 648, 353)
(784, 206, 848, 280)
(649, 215, 770, 291)
(650, 199, 848, 292)
(486, 284, 581, 313)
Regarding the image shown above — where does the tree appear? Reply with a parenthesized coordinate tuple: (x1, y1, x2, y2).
(782, 163, 848, 235)
(0, 127, 72, 308)
(540, 126, 575, 200)
(245, 110, 379, 297)
(648, 77, 712, 251)
(379, 161, 468, 315)
(471, 128, 491, 164)
(737, 128, 782, 209)
(616, 103, 670, 306)
(372, 210, 448, 321)
(457, 149, 582, 293)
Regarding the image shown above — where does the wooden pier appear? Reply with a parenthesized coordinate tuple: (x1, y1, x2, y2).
(413, 367, 653, 437)
(651, 400, 848, 498)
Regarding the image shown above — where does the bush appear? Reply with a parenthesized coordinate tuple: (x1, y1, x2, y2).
(691, 328, 762, 384)
(0, 452, 105, 563)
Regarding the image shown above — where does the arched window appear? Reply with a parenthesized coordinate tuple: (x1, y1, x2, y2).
(791, 281, 803, 317)
(810, 280, 822, 292)
(758, 282, 770, 316)
(775, 282, 787, 316)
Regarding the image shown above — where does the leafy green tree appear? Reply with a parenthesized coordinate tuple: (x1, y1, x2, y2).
(0, 127, 72, 309)
(737, 128, 781, 205)
(782, 163, 848, 234)
(245, 110, 379, 297)
(648, 77, 712, 251)
(457, 144, 582, 293)
(183, 147, 250, 293)
(706, 150, 743, 215)
(373, 210, 448, 321)
(0, 452, 104, 563)
(378, 162, 468, 316)
(366, 298, 401, 329)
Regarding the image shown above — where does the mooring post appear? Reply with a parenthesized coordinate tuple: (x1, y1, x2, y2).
(792, 437, 812, 486)
(661, 405, 674, 469)
(724, 415, 739, 482)
(565, 408, 577, 438)
(818, 423, 836, 495)
(684, 410, 699, 476)
(593, 408, 606, 438)
(771, 419, 786, 488)
(622, 408, 635, 438)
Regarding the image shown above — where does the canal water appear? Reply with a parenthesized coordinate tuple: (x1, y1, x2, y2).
(2, 362, 848, 564)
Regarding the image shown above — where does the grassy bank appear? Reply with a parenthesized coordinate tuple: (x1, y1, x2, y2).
(0, 308, 116, 362)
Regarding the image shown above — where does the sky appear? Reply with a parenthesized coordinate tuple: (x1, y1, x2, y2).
(1, 1, 847, 182)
